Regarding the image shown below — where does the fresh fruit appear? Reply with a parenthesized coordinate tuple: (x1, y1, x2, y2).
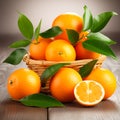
(29, 36, 52, 60)
(85, 68, 117, 99)
(74, 80, 105, 106)
(45, 39, 76, 61)
(75, 31, 100, 59)
(7, 68, 41, 100)
(50, 67, 82, 102)
(52, 13, 83, 41)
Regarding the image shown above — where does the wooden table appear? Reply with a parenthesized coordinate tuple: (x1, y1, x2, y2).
(0, 33, 120, 120)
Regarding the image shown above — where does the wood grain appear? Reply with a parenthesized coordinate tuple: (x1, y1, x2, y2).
(0, 35, 47, 120)
(0, 69, 47, 120)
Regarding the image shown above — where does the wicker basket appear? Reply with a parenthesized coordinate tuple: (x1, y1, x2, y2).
(23, 54, 106, 93)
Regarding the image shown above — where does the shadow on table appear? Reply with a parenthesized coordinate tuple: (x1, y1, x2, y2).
(64, 99, 118, 111)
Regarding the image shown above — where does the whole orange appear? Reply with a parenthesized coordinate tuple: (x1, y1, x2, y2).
(29, 36, 52, 60)
(50, 67, 82, 102)
(84, 68, 117, 99)
(7, 68, 41, 100)
(52, 13, 83, 42)
(45, 39, 76, 61)
(75, 32, 100, 59)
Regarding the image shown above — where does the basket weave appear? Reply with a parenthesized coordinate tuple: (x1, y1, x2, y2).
(23, 54, 106, 92)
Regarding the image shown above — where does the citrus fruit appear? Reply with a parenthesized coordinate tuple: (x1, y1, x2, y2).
(50, 67, 82, 102)
(75, 31, 100, 59)
(29, 36, 52, 60)
(52, 13, 83, 41)
(45, 39, 76, 61)
(7, 68, 41, 100)
(84, 68, 117, 99)
(74, 80, 105, 106)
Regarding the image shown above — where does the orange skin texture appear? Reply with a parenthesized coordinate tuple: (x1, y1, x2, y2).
(45, 39, 76, 61)
(50, 67, 82, 102)
(84, 68, 117, 99)
(7, 68, 41, 100)
(75, 32, 100, 59)
(29, 36, 52, 60)
(52, 13, 83, 42)
(75, 40, 100, 59)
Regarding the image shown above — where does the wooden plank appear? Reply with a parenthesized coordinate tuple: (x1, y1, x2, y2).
(0, 38, 47, 120)
(0, 65, 47, 120)
(49, 72, 120, 120)
(0, 97, 47, 120)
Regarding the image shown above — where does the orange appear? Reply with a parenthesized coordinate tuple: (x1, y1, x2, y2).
(45, 39, 76, 61)
(84, 68, 117, 99)
(74, 80, 105, 106)
(7, 68, 41, 100)
(50, 67, 82, 102)
(52, 13, 83, 42)
(75, 31, 100, 59)
(29, 36, 52, 60)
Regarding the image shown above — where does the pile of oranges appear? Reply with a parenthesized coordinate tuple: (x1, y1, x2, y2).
(7, 13, 117, 107)
(29, 13, 100, 61)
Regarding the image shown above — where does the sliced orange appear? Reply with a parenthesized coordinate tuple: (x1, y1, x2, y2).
(74, 80, 105, 106)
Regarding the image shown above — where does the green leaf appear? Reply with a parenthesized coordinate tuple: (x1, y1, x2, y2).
(40, 26, 62, 38)
(19, 93, 64, 108)
(3, 48, 27, 65)
(91, 12, 118, 32)
(87, 32, 116, 45)
(83, 39, 117, 59)
(41, 63, 70, 86)
(79, 60, 98, 78)
(66, 29, 79, 45)
(18, 13, 34, 39)
(83, 5, 93, 31)
(34, 20, 42, 40)
(9, 40, 31, 48)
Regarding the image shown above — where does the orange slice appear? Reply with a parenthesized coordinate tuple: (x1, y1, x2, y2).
(74, 80, 105, 106)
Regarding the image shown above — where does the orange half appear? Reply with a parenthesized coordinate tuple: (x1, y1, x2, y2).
(74, 80, 105, 106)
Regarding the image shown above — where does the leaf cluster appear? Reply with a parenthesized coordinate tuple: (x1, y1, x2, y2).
(3, 14, 62, 65)
(67, 5, 118, 59)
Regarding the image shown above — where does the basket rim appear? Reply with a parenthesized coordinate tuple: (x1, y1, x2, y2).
(23, 53, 106, 66)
